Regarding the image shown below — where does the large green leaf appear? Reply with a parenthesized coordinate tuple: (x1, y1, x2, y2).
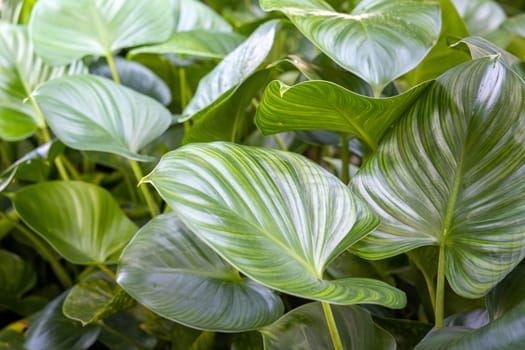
(117, 213, 284, 331)
(171, 0, 232, 32)
(260, 302, 396, 350)
(256, 79, 432, 150)
(351, 54, 525, 298)
(28, 0, 173, 65)
(260, 0, 441, 95)
(25, 292, 101, 350)
(33, 75, 171, 162)
(415, 265, 525, 349)
(181, 20, 280, 120)
(63, 277, 135, 326)
(0, 23, 86, 141)
(451, 0, 506, 36)
(143, 142, 406, 308)
(13, 181, 137, 265)
(128, 31, 245, 60)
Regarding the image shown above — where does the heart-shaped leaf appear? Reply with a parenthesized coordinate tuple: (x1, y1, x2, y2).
(0, 23, 86, 141)
(415, 265, 525, 349)
(63, 277, 135, 326)
(117, 213, 284, 331)
(28, 0, 173, 65)
(181, 20, 280, 121)
(13, 181, 137, 265)
(171, 0, 232, 32)
(256, 79, 432, 150)
(351, 52, 525, 297)
(260, 0, 441, 96)
(33, 75, 171, 162)
(90, 57, 172, 105)
(128, 31, 245, 60)
(260, 302, 396, 350)
(25, 292, 101, 350)
(143, 142, 406, 308)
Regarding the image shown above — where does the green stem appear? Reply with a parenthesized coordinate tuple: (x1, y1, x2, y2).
(423, 271, 437, 312)
(97, 264, 116, 280)
(179, 67, 189, 109)
(322, 302, 343, 350)
(435, 243, 446, 329)
(273, 134, 288, 151)
(129, 159, 159, 217)
(0, 212, 73, 288)
(0, 142, 12, 168)
(98, 322, 148, 350)
(340, 133, 350, 185)
(106, 54, 121, 84)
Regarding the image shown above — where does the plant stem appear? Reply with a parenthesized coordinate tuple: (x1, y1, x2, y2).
(423, 271, 437, 311)
(106, 54, 121, 84)
(0, 142, 12, 168)
(129, 159, 159, 217)
(340, 133, 350, 185)
(97, 264, 116, 280)
(322, 302, 343, 350)
(98, 322, 148, 350)
(273, 134, 288, 151)
(435, 243, 446, 329)
(0, 212, 73, 288)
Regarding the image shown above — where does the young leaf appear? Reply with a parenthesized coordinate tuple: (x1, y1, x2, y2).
(256, 79, 432, 150)
(0, 23, 86, 141)
(33, 75, 171, 162)
(260, 303, 396, 350)
(13, 181, 137, 265)
(181, 20, 280, 120)
(143, 142, 406, 308)
(28, 0, 173, 65)
(351, 54, 525, 298)
(117, 213, 284, 332)
(63, 277, 135, 326)
(25, 292, 100, 350)
(260, 0, 441, 95)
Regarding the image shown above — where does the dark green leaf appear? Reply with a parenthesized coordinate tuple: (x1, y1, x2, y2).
(0, 249, 36, 303)
(14, 181, 137, 264)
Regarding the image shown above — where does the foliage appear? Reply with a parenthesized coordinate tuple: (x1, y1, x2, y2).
(1, 0, 525, 349)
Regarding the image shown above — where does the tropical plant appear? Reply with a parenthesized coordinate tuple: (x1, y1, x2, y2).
(1, 0, 525, 349)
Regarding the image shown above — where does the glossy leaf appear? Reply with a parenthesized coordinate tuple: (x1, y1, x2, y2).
(256, 80, 432, 150)
(129, 31, 245, 60)
(416, 265, 525, 349)
(0, 249, 36, 302)
(13, 181, 137, 265)
(261, 302, 396, 350)
(28, 0, 173, 65)
(63, 277, 135, 326)
(118, 213, 284, 331)
(260, 0, 441, 95)
(171, 0, 232, 32)
(181, 20, 280, 120)
(33, 75, 171, 162)
(143, 142, 406, 308)
(0, 23, 86, 141)
(25, 292, 101, 350)
(91, 57, 172, 105)
(451, 0, 506, 36)
(351, 54, 525, 298)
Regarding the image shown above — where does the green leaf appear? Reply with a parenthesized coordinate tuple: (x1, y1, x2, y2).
(502, 13, 525, 37)
(90, 57, 172, 106)
(171, 0, 233, 32)
(28, 0, 173, 65)
(117, 213, 284, 331)
(260, 302, 396, 350)
(143, 142, 406, 308)
(128, 31, 245, 60)
(0, 249, 36, 302)
(97, 312, 157, 350)
(13, 181, 137, 265)
(256, 79, 432, 150)
(0, 23, 86, 141)
(63, 277, 135, 326)
(0, 327, 25, 350)
(260, 0, 441, 95)
(181, 20, 280, 120)
(25, 292, 101, 350)
(351, 54, 525, 298)
(451, 0, 506, 36)
(33, 75, 172, 162)
(415, 265, 525, 349)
